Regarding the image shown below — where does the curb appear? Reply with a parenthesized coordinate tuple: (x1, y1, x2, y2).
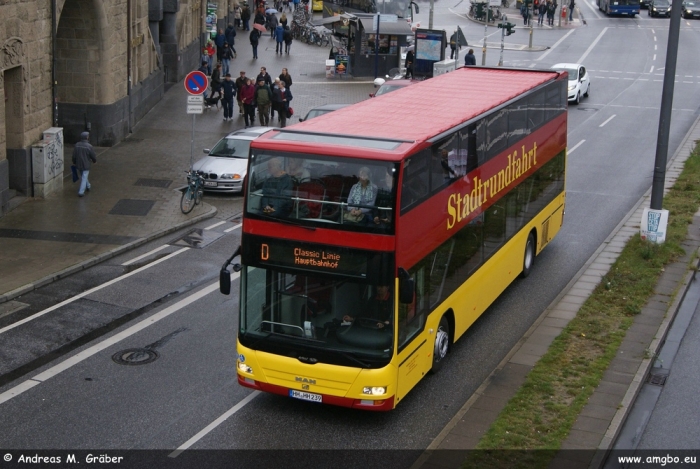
(0, 204, 218, 305)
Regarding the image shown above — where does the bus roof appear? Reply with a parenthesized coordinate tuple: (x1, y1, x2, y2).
(291, 67, 561, 143)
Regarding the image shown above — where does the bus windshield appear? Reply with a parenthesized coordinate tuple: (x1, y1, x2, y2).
(246, 151, 397, 233)
(324, 0, 412, 18)
(240, 265, 409, 367)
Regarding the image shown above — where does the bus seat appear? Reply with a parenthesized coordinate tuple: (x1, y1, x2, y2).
(295, 180, 326, 218)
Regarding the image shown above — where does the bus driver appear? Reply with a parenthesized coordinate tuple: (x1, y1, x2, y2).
(343, 285, 392, 329)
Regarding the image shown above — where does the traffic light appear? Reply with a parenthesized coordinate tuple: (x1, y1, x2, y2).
(498, 22, 516, 35)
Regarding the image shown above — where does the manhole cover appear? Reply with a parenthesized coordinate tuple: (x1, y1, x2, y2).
(112, 348, 159, 366)
(135, 178, 173, 188)
(109, 199, 156, 216)
(647, 373, 667, 386)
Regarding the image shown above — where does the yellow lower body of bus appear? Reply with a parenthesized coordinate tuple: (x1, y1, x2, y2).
(312, 0, 322, 11)
(237, 192, 565, 410)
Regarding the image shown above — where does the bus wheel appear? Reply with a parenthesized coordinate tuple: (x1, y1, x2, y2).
(431, 316, 450, 374)
(521, 232, 536, 278)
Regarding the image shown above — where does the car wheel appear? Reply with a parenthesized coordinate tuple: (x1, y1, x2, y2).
(584, 83, 590, 97)
(430, 315, 450, 374)
(574, 91, 580, 105)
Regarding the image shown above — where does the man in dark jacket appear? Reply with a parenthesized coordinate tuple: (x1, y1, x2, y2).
(221, 73, 237, 121)
(235, 70, 248, 114)
(215, 28, 226, 62)
(464, 48, 476, 66)
(255, 78, 273, 126)
(272, 80, 292, 128)
(241, 4, 251, 30)
(72, 131, 97, 197)
(225, 23, 237, 53)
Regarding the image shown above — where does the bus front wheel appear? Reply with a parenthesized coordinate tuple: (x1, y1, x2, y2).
(431, 316, 450, 374)
(521, 232, 536, 278)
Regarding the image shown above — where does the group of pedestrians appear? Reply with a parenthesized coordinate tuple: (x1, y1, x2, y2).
(234, 67, 294, 128)
(521, 0, 560, 26)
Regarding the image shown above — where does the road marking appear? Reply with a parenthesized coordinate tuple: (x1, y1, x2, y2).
(122, 245, 170, 266)
(204, 221, 226, 230)
(652, 29, 655, 33)
(0, 247, 190, 336)
(654, 36, 657, 41)
(536, 28, 576, 61)
(224, 223, 242, 233)
(577, 27, 608, 64)
(169, 391, 260, 457)
(652, 55, 656, 61)
(568, 140, 585, 154)
(0, 273, 239, 406)
(599, 115, 617, 127)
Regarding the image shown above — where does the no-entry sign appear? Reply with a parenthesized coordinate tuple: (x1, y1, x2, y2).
(184, 71, 208, 95)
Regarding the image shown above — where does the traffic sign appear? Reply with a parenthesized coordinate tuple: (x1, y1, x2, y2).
(187, 95, 204, 104)
(187, 104, 204, 114)
(184, 71, 208, 95)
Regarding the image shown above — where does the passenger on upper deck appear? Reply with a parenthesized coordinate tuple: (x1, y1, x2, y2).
(261, 157, 293, 217)
(287, 158, 310, 183)
(344, 166, 377, 224)
(373, 167, 394, 228)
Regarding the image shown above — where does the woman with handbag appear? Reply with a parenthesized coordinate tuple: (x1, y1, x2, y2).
(272, 79, 292, 127)
(344, 166, 377, 224)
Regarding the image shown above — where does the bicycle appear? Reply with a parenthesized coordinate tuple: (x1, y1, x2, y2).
(180, 169, 204, 214)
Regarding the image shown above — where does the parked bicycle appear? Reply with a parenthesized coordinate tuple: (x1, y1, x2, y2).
(181, 169, 205, 214)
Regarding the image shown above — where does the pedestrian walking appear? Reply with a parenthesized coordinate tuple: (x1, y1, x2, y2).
(225, 23, 237, 56)
(272, 79, 292, 128)
(271, 77, 280, 121)
(221, 73, 237, 121)
(241, 77, 257, 128)
(72, 131, 97, 197)
(449, 33, 457, 60)
(292, 0, 300, 11)
(201, 48, 212, 76)
(255, 78, 273, 126)
(234, 4, 242, 29)
(279, 68, 293, 88)
(250, 28, 260, 59)
(211, 63, 223, 98)
(538, 1, 547, 25)
(547, 0, 556, 25)
(280, 12, 288, 26)
(464, 48, 476, 66)
(222, 42, 234, 76)
(241, 3, 251, 30)
(274, 23, 285, 54)
(283, 25, 293, 54)
(269, 13, 279, 38)
(521, 2, 530, 25)
(235, 71, 247, 115)
(254, 5, 266, 30)
(215, 28, 226, 62)
(569, 0, 575, 20)
(405, 49, 414, 78)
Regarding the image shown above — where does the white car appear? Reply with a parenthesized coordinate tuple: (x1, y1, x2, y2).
(193, 127, 273, 193)
(551, 63, 591, 105)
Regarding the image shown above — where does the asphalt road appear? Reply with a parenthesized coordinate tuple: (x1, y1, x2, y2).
(1, 2, 699, 463)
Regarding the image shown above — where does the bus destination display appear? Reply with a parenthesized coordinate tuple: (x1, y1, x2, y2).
(248, 237, 370, 278)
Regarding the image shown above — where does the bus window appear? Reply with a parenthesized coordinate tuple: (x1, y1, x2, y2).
(545, 82, 563, 120)
(476, 118, 488, 166)
(528, 88, 546, 130)
(486, 108, 508, 159)
(508, 102, 529, 148)
(401, 150, 430, 212)
(430, 136, 460, 192)
(483, 202, 506, 260)
(459, 124, 479, 175)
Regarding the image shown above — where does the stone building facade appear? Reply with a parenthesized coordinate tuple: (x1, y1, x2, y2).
(0, 0, 236, 217)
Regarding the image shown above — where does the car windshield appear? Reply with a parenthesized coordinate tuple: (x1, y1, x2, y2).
(209, 136, 252, 158)
(655, 0, 670, 5)
(304, 109, 333, 121)
(246, 151, 398, 234)
(685, 1, 697, 5)
(561, 67, 579, 80)
(375, 83, 408, 96)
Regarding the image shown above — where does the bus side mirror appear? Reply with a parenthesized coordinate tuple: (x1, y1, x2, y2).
(220, 246, 242, 295)
(399, 278, 415, 304)
(398, 267, 414, 304)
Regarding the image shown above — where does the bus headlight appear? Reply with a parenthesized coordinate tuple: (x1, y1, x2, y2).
(238, 362, 253, 373)
(363, 386, 387, 396)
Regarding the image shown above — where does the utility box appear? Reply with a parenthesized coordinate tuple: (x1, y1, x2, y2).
(433, 59, 456, 77)
(32, 127, 64, 198)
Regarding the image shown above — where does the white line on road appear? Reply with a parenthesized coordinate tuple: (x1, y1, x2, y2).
(122, 245, 170, 266)
(654, 36, 657, 41)
(0, 247, 190, 336)
(536, 29, 576, 61)
(568, 140, 586, 154)
(653, 54, 656, 61)
(650, 66, 655, 73)
(224, 223, 242, 233)
(652, 29, 655, 33)
(577, 27, 608, 65)
(0, 273, 239, 406)
(204, 221, 226, 230)
(599, 115, 617, 127)
(169, 391, 260, 458)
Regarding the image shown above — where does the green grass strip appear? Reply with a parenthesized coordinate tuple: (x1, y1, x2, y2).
(465, 140, 700, 469)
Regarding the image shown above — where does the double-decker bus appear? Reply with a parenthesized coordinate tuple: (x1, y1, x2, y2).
(597, 0, 640, 15)
(220, 66, 568, 411)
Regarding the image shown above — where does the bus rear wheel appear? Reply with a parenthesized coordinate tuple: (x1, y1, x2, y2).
(521, 232, 536, 278)
(431, 316, 450, 374)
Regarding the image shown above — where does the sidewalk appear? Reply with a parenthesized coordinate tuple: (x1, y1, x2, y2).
(413, 114, 700, 468)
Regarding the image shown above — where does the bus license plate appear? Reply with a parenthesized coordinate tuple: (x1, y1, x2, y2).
(289, 390, 322, 403)
(204, 181, 217, 187)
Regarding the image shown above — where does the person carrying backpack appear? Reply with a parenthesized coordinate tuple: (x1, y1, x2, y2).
(283, 25, 293, 54)
(274, 23, 285, 55)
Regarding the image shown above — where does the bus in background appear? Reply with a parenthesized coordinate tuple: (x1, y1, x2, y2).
(323, 0, 415, 20)
(312, 0, 323, 11)
(597, 0, 640, 15)
(220, 66, 568, 411)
